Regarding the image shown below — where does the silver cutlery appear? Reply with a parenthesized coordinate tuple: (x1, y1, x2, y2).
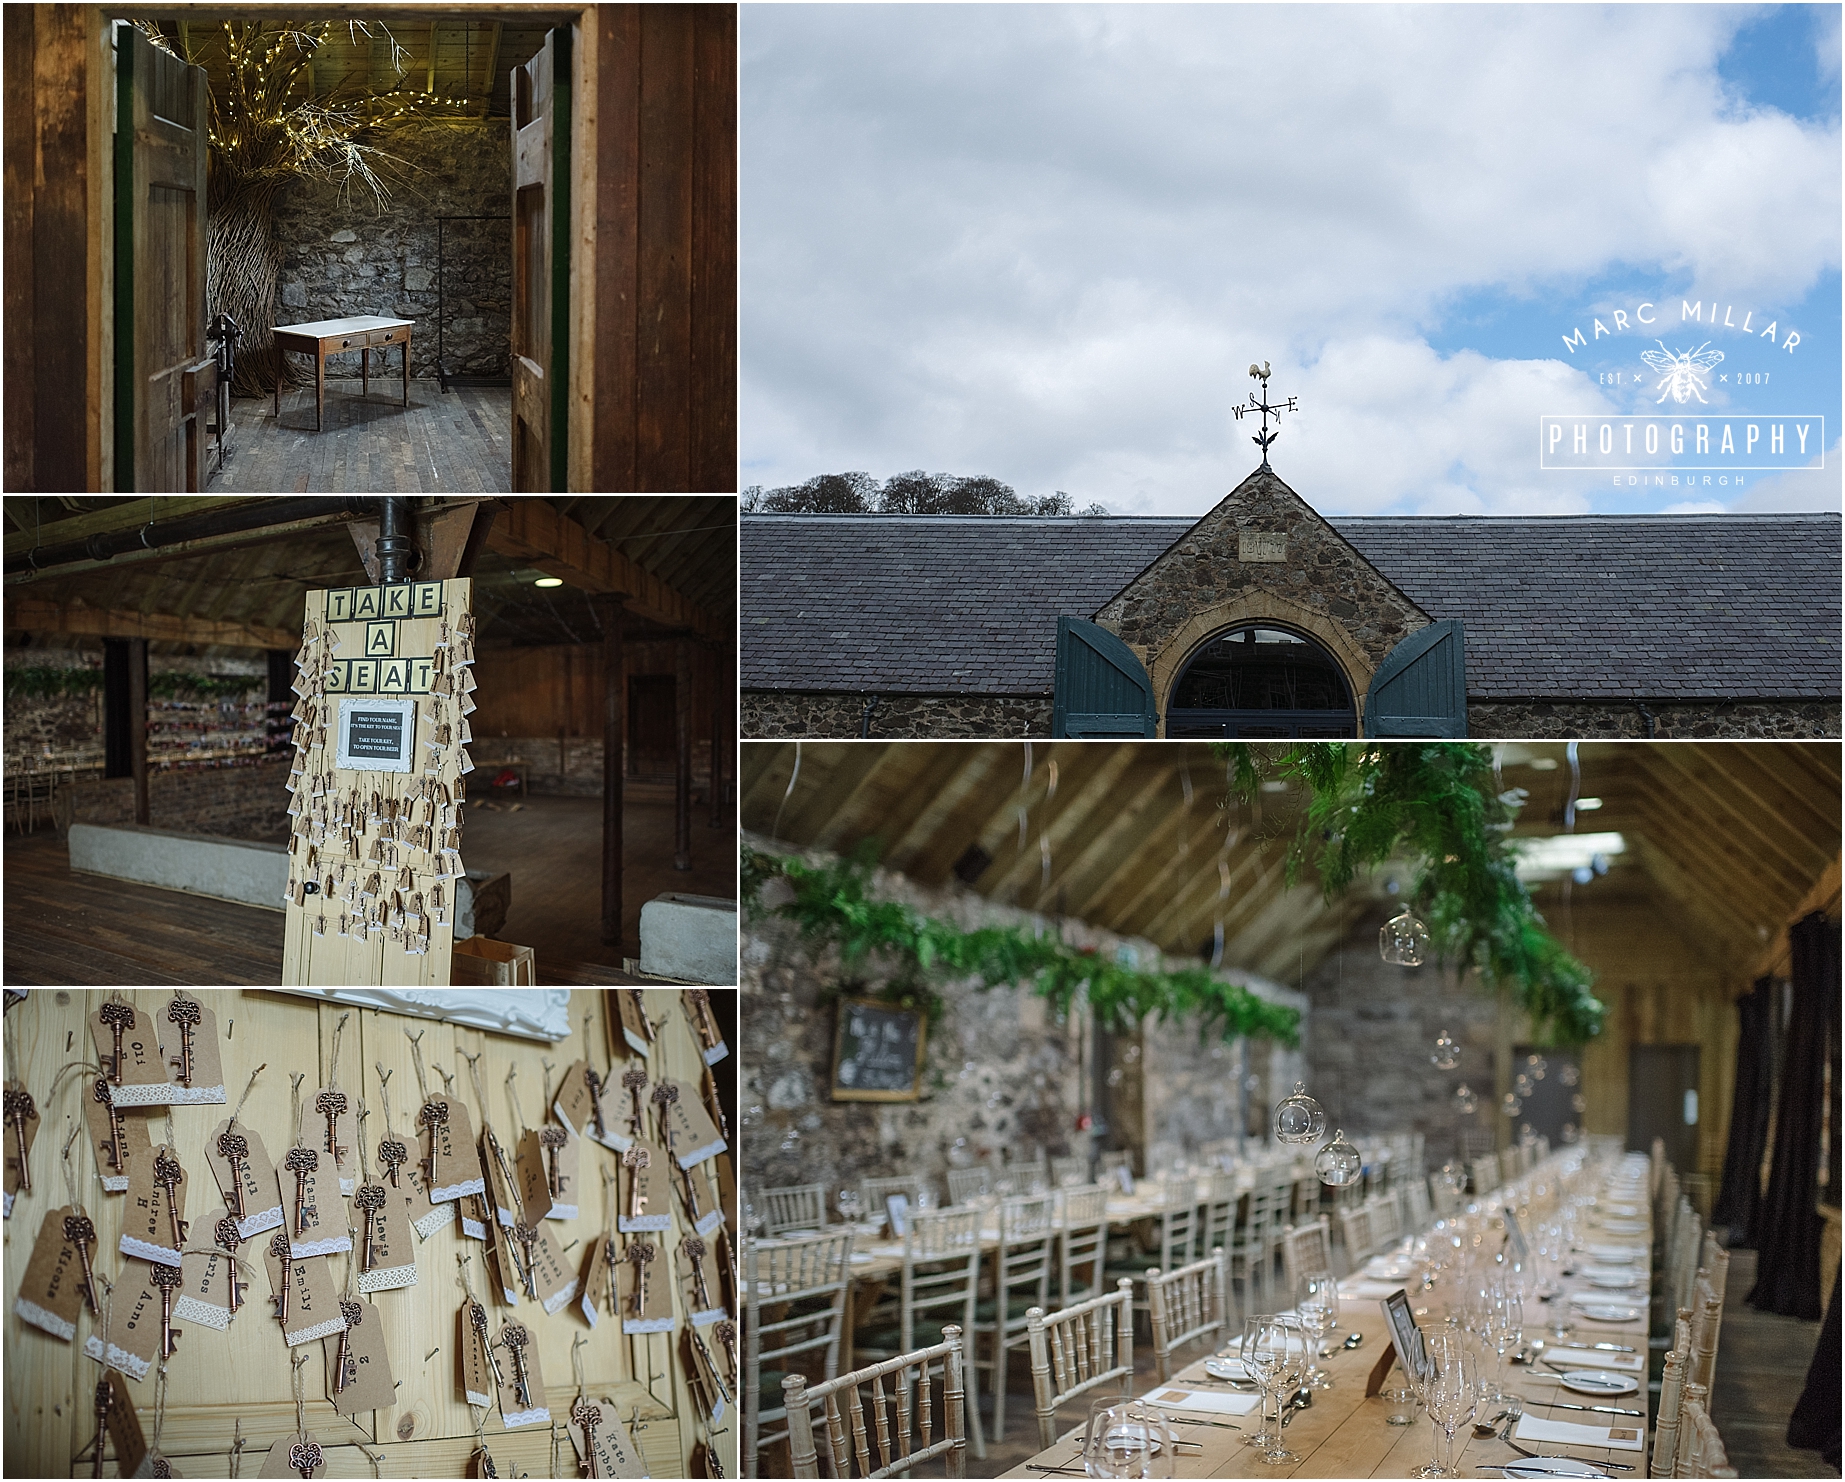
(1535, 1400, 1645, 1418)
(1503, 1437, 1634, 1471)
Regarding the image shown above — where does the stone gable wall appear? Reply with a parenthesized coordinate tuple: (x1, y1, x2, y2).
(1094, 467, 1429, 697)
(274, 121, 510, 380)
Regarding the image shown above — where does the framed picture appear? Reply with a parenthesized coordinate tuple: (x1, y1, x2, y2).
(830, 998, 928, 1102)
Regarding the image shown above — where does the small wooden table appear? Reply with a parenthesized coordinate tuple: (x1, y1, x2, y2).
(271, 315, 414, 430)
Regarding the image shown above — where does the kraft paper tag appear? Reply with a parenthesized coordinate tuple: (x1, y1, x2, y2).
(677, 1235, 728, 1327)
(172, 1230, 239, 1332)
(684, 1325, 734, 1422)
(326, 1297, 394, 1415)
(710, 1151, 738, 1245)
(459, 1190, 490, 1242)
(618, 1141, 672, 1234)
(158, 994, 227, 1104)
(256, 1431, 323, 1479)
(458, 1300, 495, 1410)
(516, 1126, 579, 1222)
(683, 990, 730, 1065)
(90, 1004, 176, 1108)
(514, 1128, 555, 1224)
(298, 1088, 359, 1196)
(579, 1235, 616, 1329)
(83, 1080, 150, 1194)
(616, 991, 656, 1056)
(617, 1236, 676, 1333)
(494, 1321, 550, 1428)
(100, 1369, 149, 1476)
(206, 1120, 284, 1239)
(568, 1398, 649, 1479)
(15, 1203, 87, 1339)
(278, 1146, 350, 1259)
(553, 1059, 619, 1148)
(405, 1145, 459, 1240)
(658, 1082, 726, 1169)
(4, 1079, 41, 1210)
(356, 1183, 417, 1293)
(504, 1219, 578, 1313)
(484, 1223, 521, 1305)
(119, 1144, 187, 1266)
(480, 1127, 520, 1228)
(263, 1238, 346, 1346)
(423, 1095, 485, 1201)
(83, 1267, 164, 1380)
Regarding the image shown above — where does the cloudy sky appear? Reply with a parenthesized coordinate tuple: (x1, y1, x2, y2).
(740, 3, 1841, 516)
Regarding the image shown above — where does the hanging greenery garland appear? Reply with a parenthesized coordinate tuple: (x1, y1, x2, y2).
(1219, 742, 1604, 1044)
(742, 841, 1303, 1048)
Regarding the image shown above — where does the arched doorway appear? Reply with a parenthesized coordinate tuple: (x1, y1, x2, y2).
(1165, 624, 1357, 737)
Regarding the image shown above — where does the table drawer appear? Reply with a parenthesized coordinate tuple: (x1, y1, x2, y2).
(362, 327, 405, 348)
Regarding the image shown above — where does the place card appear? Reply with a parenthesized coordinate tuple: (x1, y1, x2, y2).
(263, 1240, 346, 1346)
(278, 1146, 350, 1259)
(172, 1236, 237, 1332)
(1514, 1414, 1644, 1451)
(297, 1087, 359, 1196)
(617, 1237, 676, 1334)
(579, 1235, 616, 1330)
(326, 1298, 394, 1416)
(98, 1370, 149, 1476)
(205, 1120, 285, 1240)
(158, 994, 227, 1104)
(15, 1204, 87, 1339)
(90, 1004, 176, 1108)
(1543, 1350, 1643, 1373)
(82, 1267, 164, 1380)
(119, 1144, 187, 1266)
(82, 1084, 149, 1193)
(1140, 1386, 1259, 1416)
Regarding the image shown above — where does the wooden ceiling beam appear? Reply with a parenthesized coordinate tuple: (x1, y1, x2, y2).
(877, 747, 1006, 876)
(486, 500, 721, 638)
(740, 743, 805, 825)
(978, 745, 1144, 902)
(890, 746, 1018, 882)
(1641, 745, 1832, 882)
(6, 596, 297, 650)
(2, 497, 258, 558)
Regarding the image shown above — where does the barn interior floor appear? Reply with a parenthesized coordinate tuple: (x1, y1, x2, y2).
(207, 378, 510, 493)
(3, 794, 733, 986)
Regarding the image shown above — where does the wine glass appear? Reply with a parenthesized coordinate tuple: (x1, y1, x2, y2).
(837, 1187, 861, 1225)
(1296, 1272, 1339, 1389)
(1240, 1316, 1282, 1452)
(1497, 1289, 1525, 1398)
(1413, 1343, 1479, 1479)
(1082, 1399, 1175, 1479)
(1249, 1315, 1307, 1465)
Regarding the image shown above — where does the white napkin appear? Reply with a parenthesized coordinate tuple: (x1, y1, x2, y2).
(1337, 1279, 1401, 1299)
(1544, 1350, 1643, 1373)
(1515, 1414, 1645, 1452)
(1143, 1385, 1260, 1416)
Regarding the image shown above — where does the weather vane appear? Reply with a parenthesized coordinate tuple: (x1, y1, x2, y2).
(1232, 361, 1299, 469)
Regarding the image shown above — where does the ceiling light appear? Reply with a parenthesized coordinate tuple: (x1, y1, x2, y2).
(1575, 796, 1603, 810)
(1526, 758, 1559, 771)
(534, 576, 563, 588)
(1511, 831, 1626, 882)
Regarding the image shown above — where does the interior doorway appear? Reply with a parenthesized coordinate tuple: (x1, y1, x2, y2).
(628, 675, 677, 776)
(1629, 1043, 1701, 1171)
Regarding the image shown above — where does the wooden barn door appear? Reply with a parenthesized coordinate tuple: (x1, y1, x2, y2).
(113, 24, 211, 492)
(511, 28, 571, 492)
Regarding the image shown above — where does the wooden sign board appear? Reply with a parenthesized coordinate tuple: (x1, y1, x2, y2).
(829, 999, 927, 1103)
(281, 578, 474, 987)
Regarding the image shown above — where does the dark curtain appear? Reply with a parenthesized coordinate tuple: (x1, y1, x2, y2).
(1786, 1269, 1841, 1467)
(1711, 976, 1776, 1239)
(1746, 911, 1839, 1318)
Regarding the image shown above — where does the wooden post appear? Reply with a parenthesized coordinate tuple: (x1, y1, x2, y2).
(708, 641, 724, 828)
(598, 596, 627, 949)
(128, 638, 149, 825)
(675, 635, 692, 870)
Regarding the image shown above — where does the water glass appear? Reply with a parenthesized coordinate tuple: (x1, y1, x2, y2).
(1082, 1399, 1175, 1479)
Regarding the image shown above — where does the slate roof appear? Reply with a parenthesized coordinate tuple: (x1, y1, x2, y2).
(741, 513, 1841, 701)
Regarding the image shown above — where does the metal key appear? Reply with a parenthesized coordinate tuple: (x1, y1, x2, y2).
(621, 1066, 648, 1138)
(92, 1379, 112, 1479)
(217, 1130, 250, 1218)
(285, 1147, 318, 1235)
(628, 989, 654, 1042)
(271, 1231, 293, 1324)
(539, 1126, 567, 1197)
(215, 1217, 246, 1314)
(4, 1088, 34, 1194)
(511, 1222, 540, 1300)
(289, 1439, 323, 1479)
(683, 1236, 713, 1310)
(65, 1213, 101, 1316)
(624, 1147, 650, 1221)
(150, 1262, 184, 1357)
(502, 1322, 533, 1408)
(166, 997, 201, 1086)
(94, 1078, 125, 1173)
(420, 1100, 448, 1180)
(314, 1090, 348, 1161)
(583, 1066, 609, 1142)
(470, 1299, 505, 1387)
(572, 1398, 604, 1479)
(355, 1184, 387, 1270)
(153, 1151, 188, 1252)
(714, 1318, 738, 1390)
(650, 1080, 680, 1146)
(99, 1001, 135, 1085)
(626, 1241, 655, 1316)
(687, 988, 721, 1053)
(378, 1135, 408, 1189)
(333, 1299, 362, 1394)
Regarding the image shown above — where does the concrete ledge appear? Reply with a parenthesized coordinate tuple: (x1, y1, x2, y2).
(638, 893, 738, 986)
(67, 823, 288, 912)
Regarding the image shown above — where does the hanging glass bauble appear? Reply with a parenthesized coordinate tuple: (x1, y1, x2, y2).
(1514, 1072, 1535, 1100)
(1274, 1081, 1326, 1144)
(1315, 1128, 1363, 1187)
(1526, 1054, 1548, 1081)
(1570, 1093, 1587, 1114)
(1501, 1092, 1522, 1118)
(1561, 1122, 1580, 1144)
(1379, 904, 1430, 966)
(1559, 1064, 1580, 1088)
(1430, 1031, 1461, 1070)
(1454, 1083, 1478, 1115)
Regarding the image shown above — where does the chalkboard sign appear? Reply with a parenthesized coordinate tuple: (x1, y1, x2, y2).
(830, 999, 928, 1102)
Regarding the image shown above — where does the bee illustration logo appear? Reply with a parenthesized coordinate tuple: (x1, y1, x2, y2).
(1640, 340, 1724, 404)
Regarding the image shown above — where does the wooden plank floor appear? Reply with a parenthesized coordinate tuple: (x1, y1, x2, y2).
(208, 379, 510, 492)
(1709, 1245, 1840, 1477)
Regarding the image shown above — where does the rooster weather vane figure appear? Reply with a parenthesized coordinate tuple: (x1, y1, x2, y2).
(1232, 361, 1299, 470)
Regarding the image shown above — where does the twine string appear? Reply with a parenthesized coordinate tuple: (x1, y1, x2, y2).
(405, 1029, 431, 1104)
(503, 1063, 523, 1131)
(327, 1011, 351, 1090)
(374, 1064, 397, 1139)
(228, 1064, 268, 1129)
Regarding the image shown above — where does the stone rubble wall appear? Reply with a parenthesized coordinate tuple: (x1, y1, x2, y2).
(273, 121, 511, 380)
(1467, 700, 1840, 740)
(741, 690, 1054, 739)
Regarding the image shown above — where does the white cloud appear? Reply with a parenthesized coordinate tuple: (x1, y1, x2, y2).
(1728, 436, 1844, 511)
(742, 4, 1842, 512)
(1660, 500, 1729, 514)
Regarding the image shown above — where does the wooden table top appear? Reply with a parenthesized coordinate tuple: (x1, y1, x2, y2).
(272, 314, 415, 338)
(1001, 1172, 1652, 1479)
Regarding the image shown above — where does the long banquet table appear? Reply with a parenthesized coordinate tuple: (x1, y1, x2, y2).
(1000, 1153, 1655, 1479)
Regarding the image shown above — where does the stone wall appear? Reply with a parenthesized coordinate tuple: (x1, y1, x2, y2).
(467, 735, 715, 796)
(741, 832, 1301, 1199)
(56, 756, 293, 843)
(273, 121, 510, 380)
(1468, 700, 1840, 740)
(741, 691, 1054, 739)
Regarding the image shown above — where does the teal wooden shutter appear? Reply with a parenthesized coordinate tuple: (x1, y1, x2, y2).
(1364, 620, 1468, 737)
(1053, 617, 1157, 738)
